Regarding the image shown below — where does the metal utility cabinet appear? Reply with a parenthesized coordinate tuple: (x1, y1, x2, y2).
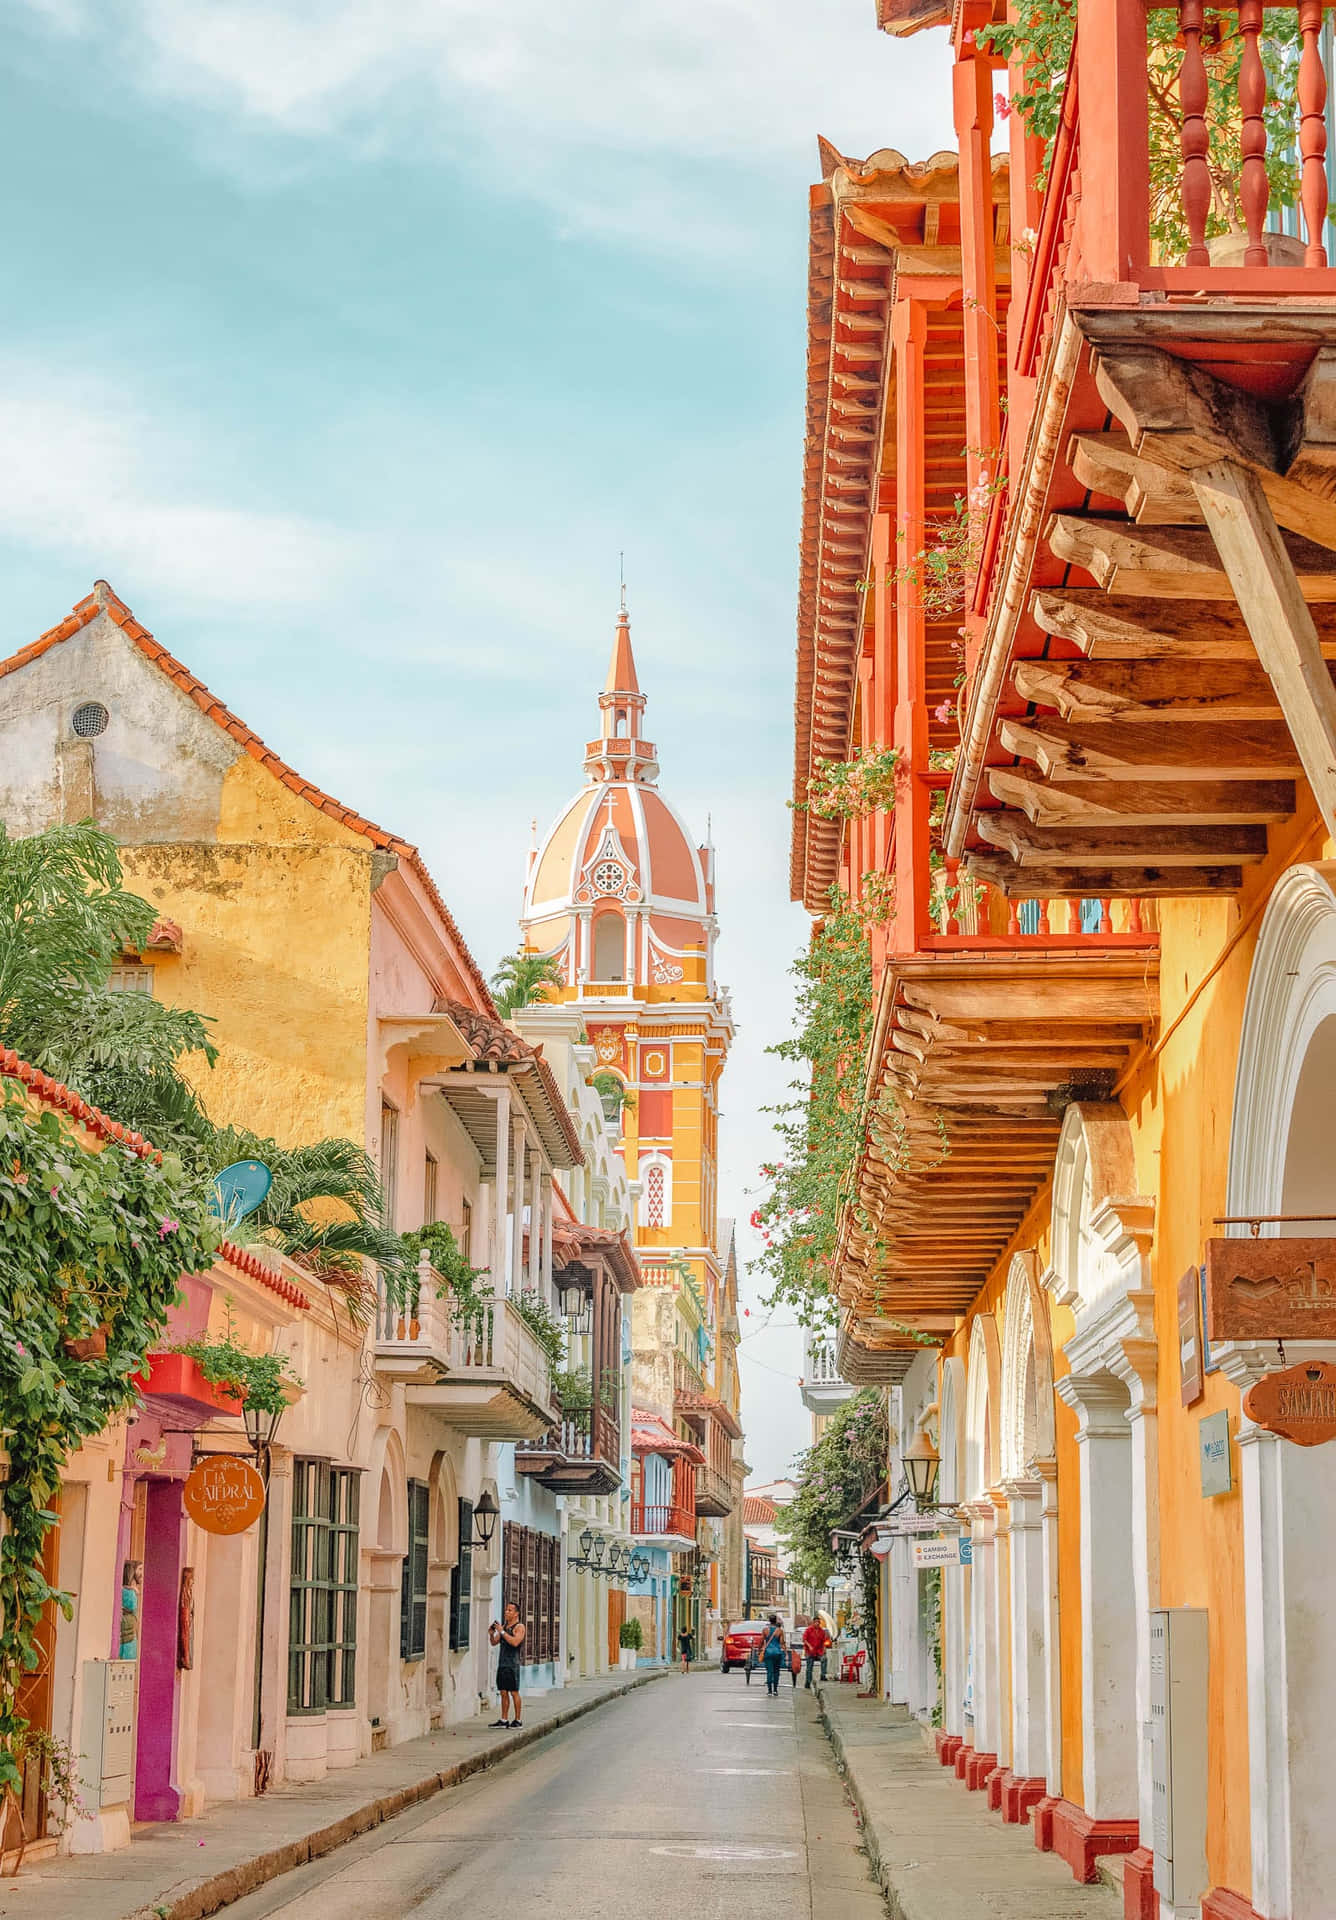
(79, 1658, 136, 1808)
(1149, 1608, 1209, 1911)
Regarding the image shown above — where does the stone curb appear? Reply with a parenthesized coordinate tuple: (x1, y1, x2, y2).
(813, 1681, 916, 1920)
(123, 1668, 668, 1920)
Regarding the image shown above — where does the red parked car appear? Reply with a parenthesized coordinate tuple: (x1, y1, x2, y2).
(720, 1620, 801, 1681)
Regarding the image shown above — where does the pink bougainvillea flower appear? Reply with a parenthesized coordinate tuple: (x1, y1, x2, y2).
(994, 91, 1012, 120)
(158, 1217, 179, 1239)
(934, 700, 953, 724)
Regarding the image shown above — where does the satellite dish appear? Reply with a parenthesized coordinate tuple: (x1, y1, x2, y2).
(210, 1160, 273, 1226)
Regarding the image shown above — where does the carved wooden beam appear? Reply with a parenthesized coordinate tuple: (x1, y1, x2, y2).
(1012, 657, 1297, 723)
(1068, 430, 1202, 524)
(999, 715, 1303, 780)
(1031, 589, 1336, 660)
(987, 767, 1296, 826)
(1093, 342, 1336, 554)
(1193, 458, 1336, 834)
(966, 853, 1244, 896)
(975, 810, 1267, 866)
(1048, 514, 1336, 599)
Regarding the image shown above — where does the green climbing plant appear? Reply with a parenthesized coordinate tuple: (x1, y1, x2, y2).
(775, 1390, 890, 1588)
(0, 1082, 217, 1822)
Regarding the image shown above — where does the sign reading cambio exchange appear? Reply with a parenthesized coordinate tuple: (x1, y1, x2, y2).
(1204, 1238, 1336, 1342)
(1243, 1361, 1336, 1447)
(911, 1536, 965, 1569)
(183, 1455, 266, 1534)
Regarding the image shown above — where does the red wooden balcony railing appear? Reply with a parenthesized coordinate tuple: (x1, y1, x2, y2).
(631, 1499, 697, 1540)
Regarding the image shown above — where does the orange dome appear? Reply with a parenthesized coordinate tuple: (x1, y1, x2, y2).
(521, 609, 715, 990)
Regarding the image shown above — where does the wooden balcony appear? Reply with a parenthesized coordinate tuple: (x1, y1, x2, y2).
(515, 1405, 622, 1496)
(946, 0, 1336, 896)
(694, 1464, 734, 1519)
(373, 1272, 557, 1442)
(631, 1498, 698, 1549)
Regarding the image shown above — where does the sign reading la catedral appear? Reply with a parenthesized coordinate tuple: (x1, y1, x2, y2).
(1204, 1237, 1336, 1342)
(1243, 1360, 1336, 1447)
(183, 1455, 266, 1534)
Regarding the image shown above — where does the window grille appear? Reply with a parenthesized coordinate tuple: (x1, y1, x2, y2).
(400, 1479, 430, 1660)
(646, 1163, 665, 1228)
(108, 965, 154, 994)
(288, 1460, 359, 1714)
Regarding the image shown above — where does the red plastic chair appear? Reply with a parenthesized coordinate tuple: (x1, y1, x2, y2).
(840, 1649, 866, 1685)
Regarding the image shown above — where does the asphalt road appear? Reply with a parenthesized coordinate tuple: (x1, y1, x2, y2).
(222, 1671, 888, 1920)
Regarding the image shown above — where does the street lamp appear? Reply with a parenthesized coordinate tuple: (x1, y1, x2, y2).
(904, 1427, 941, 1511)
(243, 1400, 284, 1458)
(561, 1284, 592, 1335)
(591, 1534, 607, 1569)
(579, 1526, 594, 1560)
(472, 1489, 499, 1550)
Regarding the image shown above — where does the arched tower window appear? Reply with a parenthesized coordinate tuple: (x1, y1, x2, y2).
(593, 911, 625, 981)
(638, 1153, 672, 1229)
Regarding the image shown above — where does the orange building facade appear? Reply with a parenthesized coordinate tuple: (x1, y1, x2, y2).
(793, 7, 1336, 1919)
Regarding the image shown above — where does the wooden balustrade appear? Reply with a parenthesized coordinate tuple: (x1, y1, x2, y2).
(920, 861, 1150, 949)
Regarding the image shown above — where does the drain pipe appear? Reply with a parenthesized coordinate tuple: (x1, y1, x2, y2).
(945, 311, 1084, 859)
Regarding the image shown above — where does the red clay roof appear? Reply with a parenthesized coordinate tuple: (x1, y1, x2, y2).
(0, 1047, 309, 1310)
(6, 585, 495, 1015)
(741, 1494, 778, 1525)
(630, 1409, 704, 1463)
(551, 1219, 639, 1290)
(441, 1001, 583, 1167)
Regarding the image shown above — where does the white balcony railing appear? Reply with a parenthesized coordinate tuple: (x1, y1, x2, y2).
(801, 1331, 855, 1415)
(375, 1259, 554, 1414)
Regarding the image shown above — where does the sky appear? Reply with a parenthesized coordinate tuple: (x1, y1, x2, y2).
(1, 0, 955, 1480)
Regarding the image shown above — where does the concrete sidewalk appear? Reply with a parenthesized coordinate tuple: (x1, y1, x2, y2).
(814, 1685, 1120, 1920)
(2, 1666, 669, 1920)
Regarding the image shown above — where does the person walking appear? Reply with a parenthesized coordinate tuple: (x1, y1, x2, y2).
(761, 1613, 786, 1695)
(678, 1624, 694, 1673)
(488, 1601, 526, 1727)
(803, 1617, 832, 1689)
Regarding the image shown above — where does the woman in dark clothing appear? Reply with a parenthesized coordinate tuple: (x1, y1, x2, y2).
(761, 1613, 786, 1695)
(489, 1602, 526, 1727)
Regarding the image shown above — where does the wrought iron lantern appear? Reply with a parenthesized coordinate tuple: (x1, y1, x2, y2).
(903, 1427, 941, 1511)
(472, 1489, 499, 1549)
(591, 1533, 607, 1569)
(561, 1283, 593, 1336)
(578, 1526, 594, 1560)
(243, 1399, 284, 1457)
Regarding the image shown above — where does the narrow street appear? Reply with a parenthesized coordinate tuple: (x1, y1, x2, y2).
(219, 1674, 884, 1920)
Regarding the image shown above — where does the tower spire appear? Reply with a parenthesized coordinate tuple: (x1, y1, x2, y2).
(586, 600, 656, 784)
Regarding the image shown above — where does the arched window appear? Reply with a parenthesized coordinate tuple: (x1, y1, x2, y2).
(593, 911, 625, 981)
(638, 1153, 672, 1229)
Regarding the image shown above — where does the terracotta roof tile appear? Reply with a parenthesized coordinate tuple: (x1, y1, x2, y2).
(4, 585, 496, 1014)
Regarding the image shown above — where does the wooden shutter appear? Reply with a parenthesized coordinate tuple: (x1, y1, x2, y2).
(449, 1498, 473, 1651)
(522, 1530, 537, 1665)
(537, 1535, 552, 1664)
(401, 1480, 429, 1660)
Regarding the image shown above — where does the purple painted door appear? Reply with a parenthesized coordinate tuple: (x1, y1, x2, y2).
(135, 1479, 184, 1820)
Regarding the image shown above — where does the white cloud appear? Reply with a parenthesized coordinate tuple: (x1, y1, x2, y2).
(15, 0, 955, 253)
(0, 363, 360, 608)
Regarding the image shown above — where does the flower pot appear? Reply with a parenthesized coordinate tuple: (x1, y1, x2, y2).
(619, 1647, 637, 1670)
(1207, 228, 1307, 268)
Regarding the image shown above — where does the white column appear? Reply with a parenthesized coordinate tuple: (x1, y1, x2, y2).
(943, 1555, 969, 1738)
(490, 1086, 512, 1291)
(967, 1499, 999, 1758)
(509, 1116, 526, 1297)
(991, 1490, 1012, 1772)
(1219, 1338, 1336, 1920)
(1056, 1373, 1138, 1819)
(541, 1174, 554, 1301)
(1109, 1348, 1159, 1856)
(526, 1148, 542, 1292)
(1035, 1457, 1063, 1797)
(1005, 1478, 1046, 1782)
(889, 1537, 913, 1705)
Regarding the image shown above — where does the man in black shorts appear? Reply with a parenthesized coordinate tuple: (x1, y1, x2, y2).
(489, 1602, 526, 1726)
(678, 1625, 694, 1673)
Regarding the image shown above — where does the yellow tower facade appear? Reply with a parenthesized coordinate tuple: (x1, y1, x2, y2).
(520, 606, 734, 1302)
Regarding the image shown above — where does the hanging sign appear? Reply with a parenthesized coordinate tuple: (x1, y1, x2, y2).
(912, 1536, 965, 1569)
(183, 1455, 266, 1534)
(1243, 1360, 1336, 1447)
(1178, 1268, 1205, 1408)
(1204, 1238, 1336, 1341)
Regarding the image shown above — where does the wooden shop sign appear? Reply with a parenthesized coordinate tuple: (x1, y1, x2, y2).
(183, 1455, 266, 1534)
(1243, 1361, 1336, 1447)
(1204, 1238, 1336, 1342)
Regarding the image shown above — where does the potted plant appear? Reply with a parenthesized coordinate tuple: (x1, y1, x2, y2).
(618, 1616, 643, 1670)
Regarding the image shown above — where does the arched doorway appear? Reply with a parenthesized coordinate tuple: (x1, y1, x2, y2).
(938, 1357, 968, 1744)
(1048, 1102, 1156, 1880)
(365, 1427, 407, 1749)
(1223, 861, 1336, 1919)
(426, 1451, 459, 1727)
(999, 1250, 1057, 1823)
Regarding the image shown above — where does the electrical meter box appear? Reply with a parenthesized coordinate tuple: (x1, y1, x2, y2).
(79, 1659, 137, 1808)
(1149, 1608, 1208, 1909)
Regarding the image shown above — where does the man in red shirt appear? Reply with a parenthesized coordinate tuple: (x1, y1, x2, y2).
(802, 1618, 832, 1689)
